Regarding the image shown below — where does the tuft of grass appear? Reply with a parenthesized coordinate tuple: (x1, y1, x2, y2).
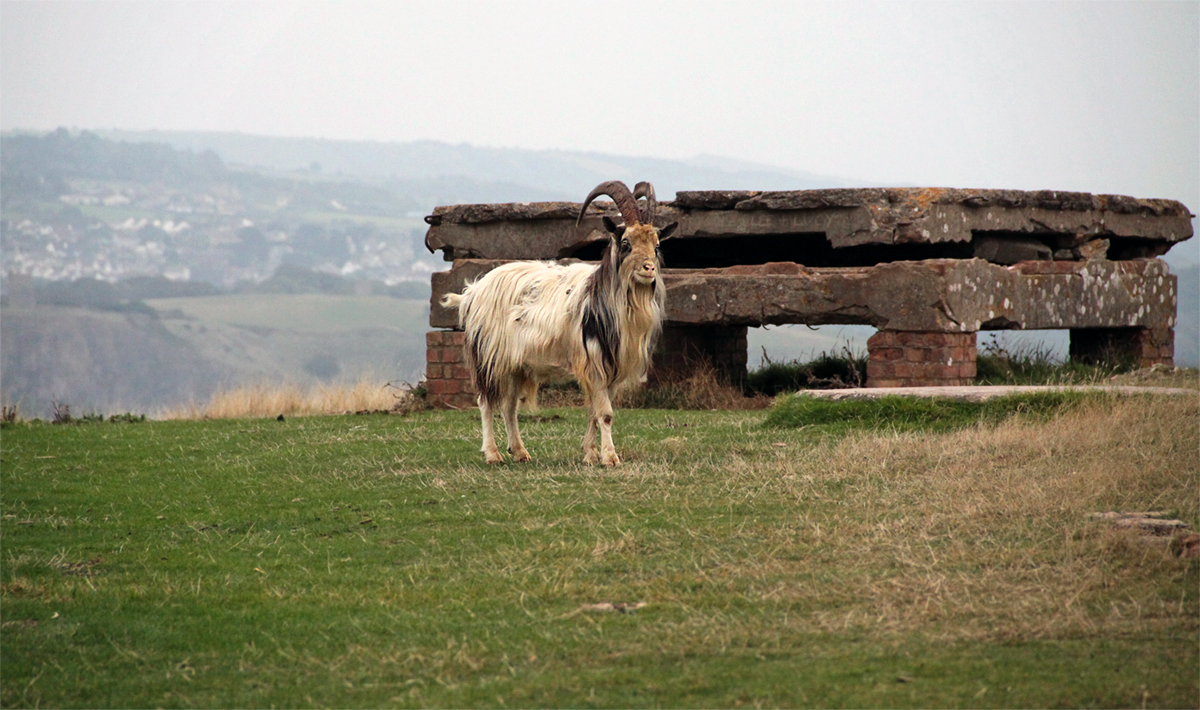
(50, 399, 73, 425)
(76, 412, 147, 425)
(0, 400, 145, 427)
(974, 332, 1134, 385)
(161, 376, 421, 419)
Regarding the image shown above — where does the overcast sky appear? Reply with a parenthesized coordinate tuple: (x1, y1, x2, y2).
(3, 0, 1198, 261)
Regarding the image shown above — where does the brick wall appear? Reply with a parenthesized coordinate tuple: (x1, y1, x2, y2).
(867, 331, 977, 387)
(425, 330, 476, 409)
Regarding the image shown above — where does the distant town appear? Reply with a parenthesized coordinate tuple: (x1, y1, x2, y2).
(1, 129, 441, 290)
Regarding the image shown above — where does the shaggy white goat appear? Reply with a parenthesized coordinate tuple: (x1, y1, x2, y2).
(440, 180, 676, 465)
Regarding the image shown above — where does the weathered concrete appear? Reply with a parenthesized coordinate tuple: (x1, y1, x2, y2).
(425, 187, 1193, 263)
(430, 257, 1177, 333)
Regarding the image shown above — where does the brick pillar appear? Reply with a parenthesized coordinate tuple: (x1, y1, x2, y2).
(867, 331, 977, 387)
(650, 324, 748, 386)
(425, 330, 477, 409)
(1069, 327, 1174, 369)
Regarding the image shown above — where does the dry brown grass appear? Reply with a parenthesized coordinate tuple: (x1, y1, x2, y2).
(160, 376, 422, 420)
(408, 391, 1196, 659)
(1108, 365, 1200, 390)
(711, 393, 1200, 642)
(619, 358, 771, 410)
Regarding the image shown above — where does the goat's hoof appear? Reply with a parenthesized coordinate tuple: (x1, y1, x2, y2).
(601, 451, 621, 467)
(511, 449, 532, 463)
(484, 450, 504, 465)
(583, 450, 600, 465)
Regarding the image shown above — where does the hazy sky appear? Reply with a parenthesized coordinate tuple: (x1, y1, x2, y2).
(3, 1, 1198, 260)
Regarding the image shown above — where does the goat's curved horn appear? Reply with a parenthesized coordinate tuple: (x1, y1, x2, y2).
(633, 181, 656, 225)
(576, 181, 642, 227)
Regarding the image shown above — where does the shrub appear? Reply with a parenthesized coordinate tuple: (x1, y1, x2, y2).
(974, 332, 1135, 385)
(746, 345, 867, 396)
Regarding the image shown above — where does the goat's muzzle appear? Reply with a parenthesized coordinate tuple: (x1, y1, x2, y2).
(635, 259, 657, 283)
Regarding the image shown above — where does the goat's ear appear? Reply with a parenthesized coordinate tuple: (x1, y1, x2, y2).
(658, 222, 678, 241)
(602, 216, 626, 238)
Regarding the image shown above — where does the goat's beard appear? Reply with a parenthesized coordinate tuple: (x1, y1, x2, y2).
(621, 276, 664, 334)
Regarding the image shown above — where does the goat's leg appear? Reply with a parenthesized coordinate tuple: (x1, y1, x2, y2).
(479, 397, 504, 464)
(591, 388, 620, 467)
(582, 415, 599, 464)
(501, 386, 531, 462)
(580, 379, 603, 464)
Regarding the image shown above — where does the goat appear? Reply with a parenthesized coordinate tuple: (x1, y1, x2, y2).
(440, 180, 677, 466)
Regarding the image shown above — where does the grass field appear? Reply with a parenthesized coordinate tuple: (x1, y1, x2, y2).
(2, 393, 1197, 707)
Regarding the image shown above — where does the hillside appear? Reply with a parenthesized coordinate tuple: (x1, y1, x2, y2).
(0, 305, 222, 414)
(0, 294, 428, 418)
(148, 293, 429, 385)
(99, 130, 852, 200)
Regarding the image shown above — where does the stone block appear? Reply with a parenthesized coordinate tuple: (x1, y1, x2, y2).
(431, 258, 1178, 339)
(424, 188, 1191, 263)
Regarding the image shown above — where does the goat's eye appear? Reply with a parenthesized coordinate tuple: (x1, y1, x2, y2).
(620, 238, 631, 251)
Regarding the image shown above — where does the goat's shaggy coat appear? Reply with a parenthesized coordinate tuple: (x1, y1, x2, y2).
(440, 181, 675, 466)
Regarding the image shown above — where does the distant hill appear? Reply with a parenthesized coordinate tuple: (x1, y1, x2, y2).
(0, 294, 430, 418)
(98, 130, 855, 201)
(0, 305, 223, 415)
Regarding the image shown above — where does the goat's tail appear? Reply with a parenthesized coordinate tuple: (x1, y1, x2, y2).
(439, 290, 494, 404)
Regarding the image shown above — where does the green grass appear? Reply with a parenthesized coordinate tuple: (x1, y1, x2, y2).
(763, 391, 1098, 434)
(2, 397, 1196, 707)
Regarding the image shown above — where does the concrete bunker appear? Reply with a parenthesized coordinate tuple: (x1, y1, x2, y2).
(422, 187, 1192, 408)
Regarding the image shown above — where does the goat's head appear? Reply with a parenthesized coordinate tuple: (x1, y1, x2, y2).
(576, 180, 677, 286)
